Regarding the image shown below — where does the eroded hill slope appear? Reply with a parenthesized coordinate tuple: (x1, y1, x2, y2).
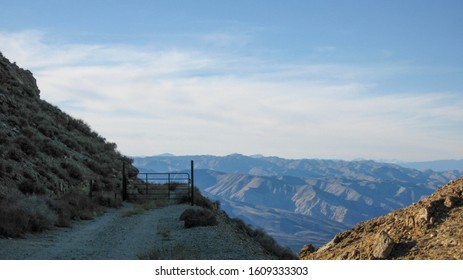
(299, 177, 463, 259)
(0, 51, 138, 237)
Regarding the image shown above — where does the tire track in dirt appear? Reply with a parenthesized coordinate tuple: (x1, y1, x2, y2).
(0, 203, 189, 259)
(0, 203, 275, 260)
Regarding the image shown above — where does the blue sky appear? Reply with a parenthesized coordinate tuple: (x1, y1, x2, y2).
(1, 0, 462, 161)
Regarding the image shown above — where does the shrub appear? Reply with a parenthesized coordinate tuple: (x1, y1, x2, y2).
(61, 161, 83, 181)
(0, 160, 6, 179)
(0, 195, 57, 237)
(250, 228, 297, 260)
(139, 242, 192, 260)
(180, 208, 218, 228)
(95, 191, 122, 208)
(18, 179, 46, 195)
(0, 130, 8, 145)
(232, 218, 255, 236)
(21, 126, 35, 138)
(0, 199, 30, 237)
(58, 134, 82, 152)
(16, 136, 37, 156)
(41, 140, 66, 158)
(61, 190, 103, 220)
(193, 187, 214, 210)
(37, 122, 55, 137)
(17, 195, 58, 232)
(7, 147, 22, 161)
(51, 165, 67, 180)
(47, 199, 72, 227)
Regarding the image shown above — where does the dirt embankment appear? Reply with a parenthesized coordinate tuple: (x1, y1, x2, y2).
(0, 203, 275, 260)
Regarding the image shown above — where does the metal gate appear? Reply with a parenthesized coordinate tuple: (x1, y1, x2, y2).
(122, 160, 195, 205)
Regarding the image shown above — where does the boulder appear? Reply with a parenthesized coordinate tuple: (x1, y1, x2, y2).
(372, 231, 395, 259)
(298, 244, 316, 259)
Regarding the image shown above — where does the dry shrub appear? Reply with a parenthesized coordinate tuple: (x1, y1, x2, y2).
(180, 208, 218, 228)
(18, 179, 46, 195)
(232, 218, 255, 236)
(119, 205, 145, 217)
(139, 242, 192, 260)
(119, 200, 159, 217)
(234, 222, 298, 260)
(0, 195, 57, 237)
(95, 191, 123, 208)
(48, 199, 73, 227)
(192, 187, 220, 210)
(61, 190, 103, 220)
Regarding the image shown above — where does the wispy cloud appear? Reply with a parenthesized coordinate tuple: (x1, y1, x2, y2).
(1, 30, 462, 160)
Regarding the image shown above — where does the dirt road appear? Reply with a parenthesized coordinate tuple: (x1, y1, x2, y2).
(0, 203, 273, 260)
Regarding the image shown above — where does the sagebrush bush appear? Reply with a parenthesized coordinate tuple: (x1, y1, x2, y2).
(7, 146, 22, 161)
(37, 122, 55, 138)
(0, 130, 8, 145)
(193, 187, 215, 209)
(16, 136, 38, 156)
(0, 195, 57, 237)
(18, 179, 46, 195)
(47, 199, 73, 227)
(41, 140, 66, 158)
(61, 190, 103, 220)
(61, 161, 83, 181)
(180, 208, 218, 228)
(231, 219, 298, 260)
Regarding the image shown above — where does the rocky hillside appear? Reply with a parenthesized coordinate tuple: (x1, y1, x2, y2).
(0, 52, 138, 237)
(299, 177, 463, 259)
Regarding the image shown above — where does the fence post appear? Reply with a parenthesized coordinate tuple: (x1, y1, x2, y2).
(88, 179, 94, 198)
(168, 173, 171, 200)
(122, 162, 127, 201)
(191, 160, 194, 206)
(145, 173, 148, 196)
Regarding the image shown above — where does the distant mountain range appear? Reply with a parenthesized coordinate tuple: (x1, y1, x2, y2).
(132, 154, 463, 252)
(397, 159, 463, 172)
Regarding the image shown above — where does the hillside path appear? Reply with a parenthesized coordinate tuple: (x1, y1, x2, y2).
(0, 203, 273, 260)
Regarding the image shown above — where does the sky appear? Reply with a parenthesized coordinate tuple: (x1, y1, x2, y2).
(1, 0, 462, 161)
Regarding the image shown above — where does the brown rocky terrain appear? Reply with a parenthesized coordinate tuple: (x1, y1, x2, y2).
(299, 177, 463, 259)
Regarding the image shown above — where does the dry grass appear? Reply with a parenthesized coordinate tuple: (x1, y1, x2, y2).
(119, 200, 166, 217)
(157, 224, 171, 239)
(138, 242, 194, 260)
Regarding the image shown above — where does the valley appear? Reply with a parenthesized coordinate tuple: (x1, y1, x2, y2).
(133, 154, 463, 252)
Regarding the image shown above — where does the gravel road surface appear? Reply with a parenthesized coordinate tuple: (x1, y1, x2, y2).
(0, 203, 274, 260)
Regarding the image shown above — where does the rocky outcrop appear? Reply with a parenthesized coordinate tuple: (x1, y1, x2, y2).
(0, 52, 40, 98)
(372, 231, 394, 259)
(299, 177, 463, 260)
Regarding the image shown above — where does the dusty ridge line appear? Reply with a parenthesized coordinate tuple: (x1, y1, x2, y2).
(0, 203, 191, 260)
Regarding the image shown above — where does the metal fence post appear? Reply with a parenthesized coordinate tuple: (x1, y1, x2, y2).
(191, 160, 194, 206)
(168, 173, 171, 200)
(145, 173, 148, 196)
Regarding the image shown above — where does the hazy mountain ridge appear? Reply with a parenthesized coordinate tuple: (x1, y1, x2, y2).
(398, 159, 463, 172)
(133, 154, 462, 250)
